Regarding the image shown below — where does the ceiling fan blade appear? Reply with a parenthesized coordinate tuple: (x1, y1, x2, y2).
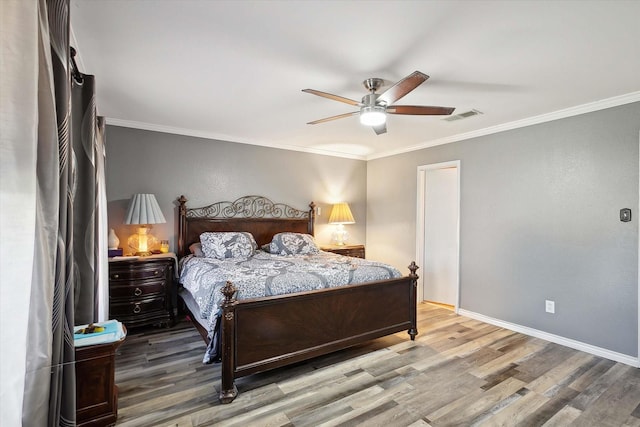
(387, 105, 455, 115)
(372, 123, 387, 135)
(302, 89, 361, 106)
(307, 111, 359, 125)
(377, 71, 429, 105)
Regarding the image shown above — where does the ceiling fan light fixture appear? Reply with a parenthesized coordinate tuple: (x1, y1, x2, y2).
(303, 71, 454, 134)
(359, 106, 386, 126)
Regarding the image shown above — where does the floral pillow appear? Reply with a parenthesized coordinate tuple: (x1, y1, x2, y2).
(199, 232, 257, 259)
(269, 232, 320, 256)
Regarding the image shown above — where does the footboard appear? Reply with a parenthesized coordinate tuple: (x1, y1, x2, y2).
(219, 262, 419, 403)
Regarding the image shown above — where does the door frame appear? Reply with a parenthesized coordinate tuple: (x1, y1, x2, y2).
(416, 160, 461, 313)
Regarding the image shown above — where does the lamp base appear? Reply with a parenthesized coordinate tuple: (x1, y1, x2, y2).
(331, 225, 349, 246)
(128, 226, 158, 257)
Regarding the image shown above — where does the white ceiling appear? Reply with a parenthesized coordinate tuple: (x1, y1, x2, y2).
(70, 0, 640, 160)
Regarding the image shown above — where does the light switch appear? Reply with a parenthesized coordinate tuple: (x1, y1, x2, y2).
(620, 208, 631, 222)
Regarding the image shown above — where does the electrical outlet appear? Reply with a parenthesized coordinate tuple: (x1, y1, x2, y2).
(545, 300, 555, 314)
(316, 207, 321, 216)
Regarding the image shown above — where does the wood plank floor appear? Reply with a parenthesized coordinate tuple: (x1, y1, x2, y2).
(114, 303, 640, 426)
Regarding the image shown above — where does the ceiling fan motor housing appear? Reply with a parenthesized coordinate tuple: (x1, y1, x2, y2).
(362, 92, 382, 107)
(360, 90, 386, 126)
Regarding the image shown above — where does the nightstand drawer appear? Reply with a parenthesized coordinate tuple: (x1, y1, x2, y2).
(336, 247, 365, 258)
(109, 264, 168, 282)
(110, 280, 166, 299)
(109, 297, 166, 318)
(321, 244, 365, 259)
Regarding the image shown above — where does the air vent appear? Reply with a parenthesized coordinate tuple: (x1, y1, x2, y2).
(443, 109, 483, 122)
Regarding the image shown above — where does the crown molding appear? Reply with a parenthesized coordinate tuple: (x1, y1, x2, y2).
(105, 118, 367, 161)
(367, 91, 640, 160)
(106, 92, 639, 162)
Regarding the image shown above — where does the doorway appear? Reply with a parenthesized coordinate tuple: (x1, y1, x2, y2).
(416, 161, 460, 312)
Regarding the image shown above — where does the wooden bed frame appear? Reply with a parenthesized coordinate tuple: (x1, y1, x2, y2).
(177, 195, 418, 403)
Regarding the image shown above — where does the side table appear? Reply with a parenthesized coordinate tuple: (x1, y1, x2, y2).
(75, 332, 126, 427)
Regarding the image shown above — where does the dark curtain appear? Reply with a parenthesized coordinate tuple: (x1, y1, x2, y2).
(72, 74, 100, 325)
(17, 0, 106, 423)
(46, 0, 76, 424)
(47, 0, 108, 422)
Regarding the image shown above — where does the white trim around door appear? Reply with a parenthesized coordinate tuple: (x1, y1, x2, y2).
(416, 160, 461, 313)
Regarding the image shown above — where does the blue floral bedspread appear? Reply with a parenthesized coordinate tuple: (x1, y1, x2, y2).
(179, 250, 401, 363)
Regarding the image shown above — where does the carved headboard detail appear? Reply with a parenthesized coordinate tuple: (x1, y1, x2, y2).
(177, 195, 316, 258)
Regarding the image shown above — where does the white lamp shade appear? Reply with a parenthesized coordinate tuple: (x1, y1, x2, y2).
(328, 202, 355, 224)
(124, 194, 166, 225)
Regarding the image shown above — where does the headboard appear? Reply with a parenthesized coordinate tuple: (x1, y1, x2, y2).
(177, 195, 316, 258)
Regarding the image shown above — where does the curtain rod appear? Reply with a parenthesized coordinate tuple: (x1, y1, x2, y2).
(70, 47, 84, 84)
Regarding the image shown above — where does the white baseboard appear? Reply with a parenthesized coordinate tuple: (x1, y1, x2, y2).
(457, 308, 639, 368)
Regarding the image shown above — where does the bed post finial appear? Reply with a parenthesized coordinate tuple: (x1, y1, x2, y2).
(408, 261, 419, 278)
(308, 201, 316, 236)
(408, 261, 419, 341)
(221, 281, 237, 303)
(178, 195, 188, 258)
(220, 281, 238, 403)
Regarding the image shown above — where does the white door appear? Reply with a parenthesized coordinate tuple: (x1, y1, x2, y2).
(416, 162, 460, 309)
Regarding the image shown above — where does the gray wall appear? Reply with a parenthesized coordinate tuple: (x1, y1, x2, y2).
(106, 126, 367, 253)
(367, 102, 639, 357)
(106, 104, 639, 357)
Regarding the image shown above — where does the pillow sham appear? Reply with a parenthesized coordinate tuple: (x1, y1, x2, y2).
(199, 232, 257, 259)
(269, 232, 320, 256)
(189, 242, 205, 257)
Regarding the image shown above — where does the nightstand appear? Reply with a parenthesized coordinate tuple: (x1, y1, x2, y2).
(75, 332, 126, 427)
(108, 255, 175, 329)
(321, 244, 365, 259)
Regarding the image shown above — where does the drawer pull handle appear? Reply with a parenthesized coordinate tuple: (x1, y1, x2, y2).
(134, 287, 142, 296)
(113, 274, 119, 279)
(133, 303, 141, 314)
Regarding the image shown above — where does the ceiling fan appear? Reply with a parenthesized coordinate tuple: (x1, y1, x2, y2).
(303, 71, 455, 135)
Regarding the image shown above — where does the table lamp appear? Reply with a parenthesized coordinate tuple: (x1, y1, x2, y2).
(124, 194, 166, 256)
(328, 202, 355, 246)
